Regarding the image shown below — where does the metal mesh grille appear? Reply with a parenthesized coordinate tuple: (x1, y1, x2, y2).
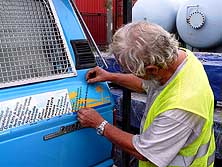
(0, 0, 75, 88)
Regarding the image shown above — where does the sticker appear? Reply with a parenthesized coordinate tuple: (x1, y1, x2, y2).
(0, 89, 72, 132)
(68, 85, 111, 112)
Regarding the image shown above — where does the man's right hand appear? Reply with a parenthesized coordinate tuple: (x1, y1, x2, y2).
(86, 66, 111, 83)
(86, 67, 144, 93)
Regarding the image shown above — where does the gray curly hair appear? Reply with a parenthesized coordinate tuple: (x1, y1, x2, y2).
(110, 21, 179, 77)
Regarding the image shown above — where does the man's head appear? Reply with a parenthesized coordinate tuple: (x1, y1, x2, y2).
(110, 21, 179, 81)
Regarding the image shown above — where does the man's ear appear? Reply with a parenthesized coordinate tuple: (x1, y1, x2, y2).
(145, 65, 159, 75)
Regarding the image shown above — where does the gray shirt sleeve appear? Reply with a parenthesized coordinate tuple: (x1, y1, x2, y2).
(132, 109, 205, 167)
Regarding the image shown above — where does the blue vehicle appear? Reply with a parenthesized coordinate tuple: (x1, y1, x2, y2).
(0, 0, 114, 166)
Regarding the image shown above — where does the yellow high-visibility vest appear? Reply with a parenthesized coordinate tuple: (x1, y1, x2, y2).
(139, 49, 215, 167)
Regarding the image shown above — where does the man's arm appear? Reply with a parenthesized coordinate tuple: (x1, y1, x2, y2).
(77, 108, 146, 160)
(109, 73, 144, 93)
(86, 66, 144, 93)
(103, 123, 147, 161)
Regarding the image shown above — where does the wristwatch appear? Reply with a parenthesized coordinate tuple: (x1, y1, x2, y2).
(96, 120, 108, 136)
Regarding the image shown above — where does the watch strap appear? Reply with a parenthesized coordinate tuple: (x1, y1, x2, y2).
(96, 120, 108, 136)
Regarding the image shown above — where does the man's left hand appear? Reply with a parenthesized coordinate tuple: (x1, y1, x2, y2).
(77, 108, 104, 128)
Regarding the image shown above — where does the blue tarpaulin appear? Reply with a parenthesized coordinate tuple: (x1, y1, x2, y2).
(195, 52, 222, 102)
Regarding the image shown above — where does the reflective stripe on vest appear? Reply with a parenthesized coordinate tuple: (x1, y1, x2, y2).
(169, 128, 215, 167)
(207, 151, 215, 166)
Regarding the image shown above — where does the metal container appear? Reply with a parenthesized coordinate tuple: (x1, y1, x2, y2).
(113, 0, 138, 30)
(75, 0, 107, 13)
(75, 0, 108, 46)
(81, 13, 107, 46)
(176, 0, 222, 48)
(132, 0, 181, 32)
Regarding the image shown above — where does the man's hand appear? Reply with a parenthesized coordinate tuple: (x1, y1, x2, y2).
(77, 108, 104, 128)
(77, 108, 146, 161)
(86, 66, 111, 83)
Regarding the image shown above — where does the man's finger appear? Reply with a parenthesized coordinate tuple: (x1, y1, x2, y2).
(87, 78, 98, 84)
(77, 108, 85, 114)
(86, 68, 96, 80)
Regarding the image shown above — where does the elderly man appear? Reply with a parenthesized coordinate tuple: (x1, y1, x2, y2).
(77, 22, 215, 167)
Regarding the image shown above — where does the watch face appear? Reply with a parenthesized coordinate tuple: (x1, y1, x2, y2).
(96, 127, 103, 135)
